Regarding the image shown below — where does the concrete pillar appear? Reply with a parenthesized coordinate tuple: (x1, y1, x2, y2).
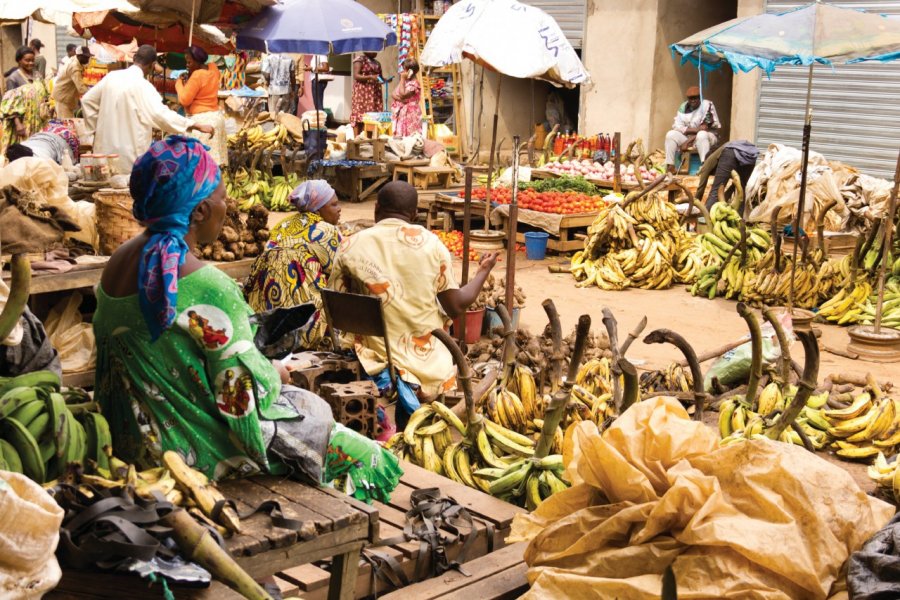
(730, 0, 765, 142)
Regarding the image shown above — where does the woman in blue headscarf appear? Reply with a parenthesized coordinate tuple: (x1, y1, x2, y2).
(91, 138, 401, 502)
(244, 179, 342, 349)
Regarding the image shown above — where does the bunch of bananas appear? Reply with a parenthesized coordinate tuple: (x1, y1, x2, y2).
(823, 392, 900, 460)
(858, 278, 900, 330)
(673, 231, 716, 284)
(817, 279, 873, 325)
(866, 452, 900, 503)
(224, 169, 302, 212)
(739, 258, 822, 308)
(640, 363, 693, 395)
(478, 453, 569, 510)
(816, 254, 852, 303)
(575, 358, 613, 398)
(718, 386, 832, 450)
(227, 123, 291, 151)
(698, 203, 771, 261)
(0, 371, 112, 484)
(572, 194, 687, 292)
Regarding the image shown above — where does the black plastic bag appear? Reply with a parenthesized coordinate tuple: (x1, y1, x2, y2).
(302, 120, 328, 162)
(249, 304, 316, 359)
(848, 512, 900, 599)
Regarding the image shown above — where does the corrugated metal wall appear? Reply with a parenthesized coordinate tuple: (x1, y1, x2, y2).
(757, 0, 900, 179)
(523, 0, 586, 48)
(55, 26, 83, 65)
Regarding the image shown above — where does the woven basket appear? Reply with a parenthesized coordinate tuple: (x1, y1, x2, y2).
(94, 188, 142, 255)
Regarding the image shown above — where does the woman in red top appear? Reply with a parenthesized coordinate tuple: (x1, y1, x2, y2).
(176, 46, 227, 165)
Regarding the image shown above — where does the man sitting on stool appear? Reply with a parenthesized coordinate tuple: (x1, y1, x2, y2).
(665, 85, 720, 174)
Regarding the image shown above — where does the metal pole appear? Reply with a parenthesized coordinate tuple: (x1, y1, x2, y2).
(458, 166, 473, 344)
(613, 132, 621, 194)
(788, 63, 814, 309)
(483, 72, 501, 231)
(504, 135, 520, 312)
(874, 148, 900, 333)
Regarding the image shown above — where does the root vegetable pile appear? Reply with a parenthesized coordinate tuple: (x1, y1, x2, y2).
(196, 200, 269, 262)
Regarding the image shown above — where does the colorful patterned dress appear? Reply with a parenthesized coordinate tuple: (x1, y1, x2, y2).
(0, 80, 49, 154)
(93, 266, 334, 482)
(349, 55, 383, 128)
(390, 77, 422, 138)
(244, 212, 341, 349)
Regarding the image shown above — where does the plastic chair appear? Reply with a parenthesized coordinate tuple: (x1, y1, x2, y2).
(320, 289, 397, 387)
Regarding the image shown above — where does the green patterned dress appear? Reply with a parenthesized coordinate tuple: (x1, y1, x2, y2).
(93, 266, 332, 481)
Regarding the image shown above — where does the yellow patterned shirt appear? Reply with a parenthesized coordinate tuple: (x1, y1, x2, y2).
(329, 218, 458, 397)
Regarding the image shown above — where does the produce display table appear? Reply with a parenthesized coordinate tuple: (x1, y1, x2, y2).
(281, 461, 525, 600)
(427, 193, 488, 231)
(330, 163, 391, 203)
(49, 476, 378, 600)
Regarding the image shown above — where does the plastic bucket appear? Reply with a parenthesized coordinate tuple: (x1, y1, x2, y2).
(451, 308, 485, 344)
(524, 231, 550, 260)
(483, 306, 520, 334)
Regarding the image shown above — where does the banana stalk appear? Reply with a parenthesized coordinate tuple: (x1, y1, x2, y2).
(761, 307, 792, 385)
(766, 330, 820, 440)
(601, 308, 623, 412)
(0, 255, 31, 344)
(535, 314, 591, 459)
(642, 329, 706, 421)
(431, 328, 483, 443)
(619, 316, 648, 358)
(618, 358, 640, 414)
(815, 199, 838, 257)
(162, 509, 272, 600)
(495, 304, 518, 389)
(542, 299, 564, 393)
(729, 169, 745, 215)
(736, 303, 763, 406)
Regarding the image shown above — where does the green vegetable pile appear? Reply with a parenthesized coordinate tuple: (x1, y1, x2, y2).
(521, 176, 600, 195)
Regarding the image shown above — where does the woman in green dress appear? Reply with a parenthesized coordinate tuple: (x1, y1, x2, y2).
(244, 180, 342, 349)
(92, 136, 400, 501)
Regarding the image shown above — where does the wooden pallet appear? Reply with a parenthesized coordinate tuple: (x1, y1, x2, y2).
(278, 461, 525, 599)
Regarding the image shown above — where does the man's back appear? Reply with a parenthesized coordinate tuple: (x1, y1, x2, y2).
(330, 219, 458, 397)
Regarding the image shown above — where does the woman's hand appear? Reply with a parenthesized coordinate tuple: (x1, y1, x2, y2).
(272, 359, 291, 384)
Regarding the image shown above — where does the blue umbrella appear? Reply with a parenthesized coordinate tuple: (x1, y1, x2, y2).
(670, 2, 900, 318)
(235, 0, 397, 54)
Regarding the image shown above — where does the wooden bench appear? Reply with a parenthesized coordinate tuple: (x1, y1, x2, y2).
(392, 159, 431, 183)
(281, 461, 525, 599)
(379, 542, 529, 600)
(346, 138, 386, 162)
(412, 166, 456, 190)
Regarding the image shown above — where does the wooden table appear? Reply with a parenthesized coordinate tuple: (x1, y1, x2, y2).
(330, 163, 390, 203)
(426, 193, 488, 231)
(49, 476, 378, 600)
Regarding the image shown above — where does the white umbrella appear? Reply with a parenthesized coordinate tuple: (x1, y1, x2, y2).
(420, 0, 590, 313)
(419, 0, 589, 88)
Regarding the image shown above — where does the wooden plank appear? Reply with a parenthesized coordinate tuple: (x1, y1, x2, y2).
(48, 571, 246, 599)
(274, 575, 301, 596)
(394, 461, 524, 528)
(378, 542, 526, 600)
(317, 486, 380, 543)
(328, 548, 362, 600)
(62, 369, 95, 389)
(279, 563, 334, 592)
(439, 563, 529, 600)
(253, 476, 367, 530)
(236, 534, 367, 580)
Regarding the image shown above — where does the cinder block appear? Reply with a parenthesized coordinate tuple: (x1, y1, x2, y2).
(319, 380, 380, 438)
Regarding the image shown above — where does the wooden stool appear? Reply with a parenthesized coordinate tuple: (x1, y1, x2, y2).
(346, 138, 386, 162)
(392, 159, 430, 182)
(412, 165, 456, 190)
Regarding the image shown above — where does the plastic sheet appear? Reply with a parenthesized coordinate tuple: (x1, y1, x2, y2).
(510, 397, 894, 599)
(44, 292, 95, 374)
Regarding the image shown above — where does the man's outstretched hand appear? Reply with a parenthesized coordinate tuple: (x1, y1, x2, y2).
(479, 251, 500, 272)
(191, 123, 215, 137)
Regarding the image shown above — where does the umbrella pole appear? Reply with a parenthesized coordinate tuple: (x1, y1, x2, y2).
(874, 149, 900, 333)
(484, 73, 501, 231)
(505, 135, 520, 312)
(459, 166, 474, 344)
(788, 63, 814, 310)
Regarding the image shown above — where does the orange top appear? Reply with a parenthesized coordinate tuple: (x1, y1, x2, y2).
(175, 63, 220, 115)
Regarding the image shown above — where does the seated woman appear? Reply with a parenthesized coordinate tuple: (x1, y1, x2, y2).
(244, 180, 341, 349)
(92, 136, 399, 501)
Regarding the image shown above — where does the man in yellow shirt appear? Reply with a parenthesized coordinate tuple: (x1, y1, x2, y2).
(51, 46, 90, 118)
(329, 181, 498, 427)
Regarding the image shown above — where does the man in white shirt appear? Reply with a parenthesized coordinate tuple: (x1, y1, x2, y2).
(261, 54, 294, 113)
(57, 44, 77, 75)
(664, 86, 720, 173)
(81, 45, 214, 173)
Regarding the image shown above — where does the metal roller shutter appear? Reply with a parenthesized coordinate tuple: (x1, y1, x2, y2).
(757, 0, 900, 179)
(523, 0, 586, 49)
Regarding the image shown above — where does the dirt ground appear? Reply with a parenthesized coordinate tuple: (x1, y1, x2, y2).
(303, 197, 899, 497)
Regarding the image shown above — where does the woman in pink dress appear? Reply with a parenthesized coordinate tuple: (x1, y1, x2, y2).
(390, 58, 422, 138)
(349, 52, 383, 134)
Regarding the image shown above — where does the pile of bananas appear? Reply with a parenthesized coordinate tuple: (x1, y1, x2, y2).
(718, 385, 832, 450)
(224, 168, 302, 212)
(815, 254, 853, 303)
(227, 123, 291, 152)
(866, 452, 900, 503)
(738, 247, 824, 309)
(817, 279, 873, 325)
(697, 203, 770, 262)
(570, 193, 688, 291)
(0, 371, 111, 484)
(673, 231, 715, 284)
(482, 453, 570, 510)
(858, 278, 900, 329)
(640, 363, 694, 395)
(822, 392, 900, 460)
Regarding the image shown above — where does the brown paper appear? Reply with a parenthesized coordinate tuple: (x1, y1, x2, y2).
(511, 397, 893, 599)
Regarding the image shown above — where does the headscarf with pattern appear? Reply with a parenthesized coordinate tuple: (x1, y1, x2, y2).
(130, 135, 221, 341)
(289, 180, 334, 213)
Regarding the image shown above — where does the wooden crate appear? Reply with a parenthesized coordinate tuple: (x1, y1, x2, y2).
(498, 212, 597, 254)
(781, 231, 858, 257)
(279, 461, 525, 599)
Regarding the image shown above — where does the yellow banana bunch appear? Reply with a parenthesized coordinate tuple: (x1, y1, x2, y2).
(575, 358, 613, 397)
(486, 388, 528, 433)
(866, 451, 900, 504)
(858, 278, 900, 331)
(823, 393, 900, 460)
(817, 279, 873, 325)
(717, 392, 833, 452)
